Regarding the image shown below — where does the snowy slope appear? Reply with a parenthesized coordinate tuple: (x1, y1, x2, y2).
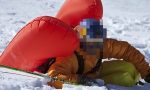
(0, 0, 150, 90)
(102, 0, 150, 62)
(0, 67, 54, 90)
(102, 0, 150, 17)
(0, 67, 150, 90)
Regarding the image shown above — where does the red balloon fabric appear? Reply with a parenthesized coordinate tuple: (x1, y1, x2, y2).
(56, 0, 103, 28)
(0, 16, 79, 72)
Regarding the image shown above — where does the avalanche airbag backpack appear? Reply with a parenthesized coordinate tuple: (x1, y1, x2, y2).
(0, 16, 79, 72)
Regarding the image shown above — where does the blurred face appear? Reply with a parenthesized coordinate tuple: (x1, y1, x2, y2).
(74, 19, 106, 56)
(80, 42, 101, 56)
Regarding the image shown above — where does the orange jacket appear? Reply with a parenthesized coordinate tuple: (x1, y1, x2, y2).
(47, 38, 150, 88)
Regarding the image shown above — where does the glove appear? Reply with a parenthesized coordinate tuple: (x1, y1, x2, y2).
(47, 74, 78, 89)
(145, 74, 150, 83)
(47, 74, 103, 89)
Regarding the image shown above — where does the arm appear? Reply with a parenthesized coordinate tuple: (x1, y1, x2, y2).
(47, 53, 99, 88)
(103, 38, 150, 78)
(47, 54, 79, 89)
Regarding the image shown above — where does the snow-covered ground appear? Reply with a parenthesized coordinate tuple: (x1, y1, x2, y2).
(0, 66, 150, 90)
(0, 0, 150, 90)
(102, 0, 150, 62)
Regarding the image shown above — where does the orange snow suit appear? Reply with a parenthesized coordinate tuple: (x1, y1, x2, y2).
(47, 38, 150, 89)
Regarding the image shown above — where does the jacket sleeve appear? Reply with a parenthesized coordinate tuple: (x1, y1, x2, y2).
(103, 38, 150, 78)
(47, 54, 79, 89)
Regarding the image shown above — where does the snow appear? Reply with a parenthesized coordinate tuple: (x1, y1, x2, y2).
(0, 67, 53, 90)
(0, 67, 150, 90)
(0, 0, 150, 90)
(102, 0, 150, 63)
(63, 84, 108, 90)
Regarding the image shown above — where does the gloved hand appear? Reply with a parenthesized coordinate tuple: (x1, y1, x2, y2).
(47, 74, 103, 89)
(47, 74, 78, 89)
(145, 74, 150, 83)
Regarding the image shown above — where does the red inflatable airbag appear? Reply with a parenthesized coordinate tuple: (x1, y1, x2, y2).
(56, 0, 103, 27)
(0, 16, 79, 71)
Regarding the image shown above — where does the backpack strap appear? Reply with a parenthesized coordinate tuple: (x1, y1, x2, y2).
(85, 42, 103, 74)
(74, 50, 103, 75)
(37, 58, 56, 74)
(85, 51, 103, 74)
(74, 51, 85, 74)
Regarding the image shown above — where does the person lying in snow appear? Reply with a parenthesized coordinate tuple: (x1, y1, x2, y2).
(46, 19, 150, 89)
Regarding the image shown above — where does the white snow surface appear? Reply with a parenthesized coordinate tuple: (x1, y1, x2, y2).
(0, 0, 150, 90)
